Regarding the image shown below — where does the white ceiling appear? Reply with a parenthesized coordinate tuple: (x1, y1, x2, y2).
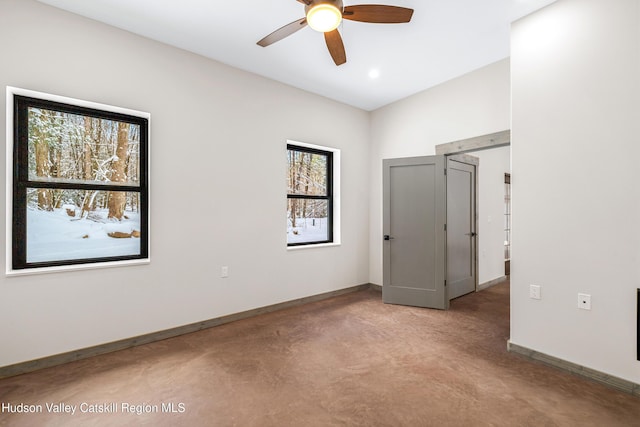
(37, 0, 556, 111)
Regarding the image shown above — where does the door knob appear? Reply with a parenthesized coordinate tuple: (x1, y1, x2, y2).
(465, 232, 477, 237)
(384, 235, 394, 241)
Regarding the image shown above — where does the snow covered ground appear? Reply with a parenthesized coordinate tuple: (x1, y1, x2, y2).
(26, 207, 141, 263)
(287, 217, 328, 244)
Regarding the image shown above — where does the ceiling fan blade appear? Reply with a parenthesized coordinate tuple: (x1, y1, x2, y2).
(257, 17, 307, 47)
(324, 29, 346, 66)
(343, 5, 414, 23)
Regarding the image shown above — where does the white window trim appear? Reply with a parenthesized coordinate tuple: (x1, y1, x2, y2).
(286, 140, 340, 250)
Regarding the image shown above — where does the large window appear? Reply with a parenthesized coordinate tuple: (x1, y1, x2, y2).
(8, 88, 149, 272)
(287, 143, 334, 246)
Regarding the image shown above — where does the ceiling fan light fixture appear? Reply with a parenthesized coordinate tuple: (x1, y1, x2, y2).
(306, 4, 342, 33)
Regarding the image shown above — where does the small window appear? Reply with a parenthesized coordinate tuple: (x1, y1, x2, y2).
(287, 143, 334, 246)
(8, 88, 149, 272)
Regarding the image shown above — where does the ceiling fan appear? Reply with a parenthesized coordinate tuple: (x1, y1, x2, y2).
(257, 0, 414, 66)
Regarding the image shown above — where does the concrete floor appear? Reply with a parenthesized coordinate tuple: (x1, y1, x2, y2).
(1, 281, 639, 426)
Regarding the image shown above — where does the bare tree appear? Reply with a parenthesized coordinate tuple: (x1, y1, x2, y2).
(108, 122, 130, 220)
(34, 110, 53, 211)
(80, 117, 97, 218)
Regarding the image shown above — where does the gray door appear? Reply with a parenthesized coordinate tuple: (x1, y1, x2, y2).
(382, 156, 448, 309)
(446, 157, 477, 300)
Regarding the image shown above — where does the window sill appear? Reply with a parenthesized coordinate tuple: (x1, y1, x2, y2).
(5, 258, 150, 277)
(287, 242, 341, 251)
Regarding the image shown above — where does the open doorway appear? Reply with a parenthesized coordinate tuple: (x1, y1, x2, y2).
(436, 130, 511, 291)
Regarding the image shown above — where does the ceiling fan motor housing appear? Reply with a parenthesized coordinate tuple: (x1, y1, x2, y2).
(304, 0, 344, 15)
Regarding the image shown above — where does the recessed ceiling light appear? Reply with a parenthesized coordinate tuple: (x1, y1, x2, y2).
(369, 69, 380, 79)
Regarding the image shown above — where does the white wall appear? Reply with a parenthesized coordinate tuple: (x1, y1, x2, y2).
(369, 60, 511, 286)
(511, 0, 640, 382)
(0, 0, 370, 367)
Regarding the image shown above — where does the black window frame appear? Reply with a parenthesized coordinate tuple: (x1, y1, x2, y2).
(286, 144, 333, 247)
(11, 94, 149, 271)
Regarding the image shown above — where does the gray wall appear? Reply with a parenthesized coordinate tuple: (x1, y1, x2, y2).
(0, 0, 370, 367)
(511, 0, 640, 383)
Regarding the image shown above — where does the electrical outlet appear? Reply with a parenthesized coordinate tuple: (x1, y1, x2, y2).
(221, 266, 229, 278)
(578, 293, 591, 310)
(529, 285, 541, 300)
